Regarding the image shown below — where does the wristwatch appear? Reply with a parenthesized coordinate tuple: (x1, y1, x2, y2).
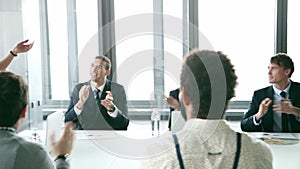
(54, 154, 70, 161)
(108, 105, 116, 112)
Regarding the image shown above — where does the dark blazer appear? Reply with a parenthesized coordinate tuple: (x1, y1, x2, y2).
(241, 81, 300, 132)
(65, 79, 129, 130)
(168, 88, 180, 130)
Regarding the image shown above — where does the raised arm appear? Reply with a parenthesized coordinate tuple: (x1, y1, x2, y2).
(0, 39, 34, 70)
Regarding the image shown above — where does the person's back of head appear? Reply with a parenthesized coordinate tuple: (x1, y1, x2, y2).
(0, 71, 28, 127)
(180, 49, 237, 119)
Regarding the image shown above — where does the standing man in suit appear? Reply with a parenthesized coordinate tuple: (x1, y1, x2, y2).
(241, 53, 300, 132)
(65, 55, 129, 130)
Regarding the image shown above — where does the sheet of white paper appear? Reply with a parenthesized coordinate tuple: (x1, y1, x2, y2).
(76, 131, 117, 140)
(250, 132, 299, 140)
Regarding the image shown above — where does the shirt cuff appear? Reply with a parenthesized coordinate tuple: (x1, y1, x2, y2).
(74, 103, 83, 116)
(252, 115, 262, 126)
(296, 109, 300, 121)
(108, 107, 118, 118)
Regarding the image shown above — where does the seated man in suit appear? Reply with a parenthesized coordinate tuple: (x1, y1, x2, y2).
(65, 55, 129, 130)
(165, 88, 180, 130)
(0, 71, 74, 169)
(241, 53, 300, 132)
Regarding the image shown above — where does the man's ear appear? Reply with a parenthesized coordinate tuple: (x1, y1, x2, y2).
(181, 87, 191, 106)
(105, 69, 111, 76)
(284, 68, 291, 77)
(20, 106, 27, 118)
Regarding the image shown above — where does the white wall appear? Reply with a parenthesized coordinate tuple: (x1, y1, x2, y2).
(0, 0, 43, 130)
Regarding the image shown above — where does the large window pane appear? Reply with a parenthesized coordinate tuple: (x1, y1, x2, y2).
(164, 37, 182, 95)
(76, 0, 98, 56)
(23, 0, 42, 100)
(198, 0, 275, 101)
(47, 0, 69, 100)
(288, 0, 300, 82)
(115, 0, 153, 100)
(163, 0, 183, 95)
(115, 35, 154, 100)
(76, 0, 98, 83)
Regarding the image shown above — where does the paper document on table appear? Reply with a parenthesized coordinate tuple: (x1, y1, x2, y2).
(250, 132, 299, 140)
(76, 131, 117, 140)
(249, 132, 300, 145)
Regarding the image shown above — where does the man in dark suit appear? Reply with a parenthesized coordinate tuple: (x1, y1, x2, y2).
(241, 53, 300, 132)
(65, 56, 129, 130)
(166, 88, 180, 130)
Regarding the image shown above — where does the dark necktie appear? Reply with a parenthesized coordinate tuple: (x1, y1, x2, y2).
(94, 89, 101, 103)
(280, 91, 289, 132)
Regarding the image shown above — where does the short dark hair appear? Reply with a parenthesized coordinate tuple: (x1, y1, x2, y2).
(95, 55, 111, 70)
(270, 53, 294, 77)
(180, 49, 238, 119)
(0, 71, 28, 126)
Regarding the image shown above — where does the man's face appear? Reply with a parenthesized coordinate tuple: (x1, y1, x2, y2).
(268, 63, 290, 84)
(90, 59, 109, 82)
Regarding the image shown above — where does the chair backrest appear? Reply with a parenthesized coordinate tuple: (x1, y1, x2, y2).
(45, 110, 64, 151)
(171, 111, 185, 133)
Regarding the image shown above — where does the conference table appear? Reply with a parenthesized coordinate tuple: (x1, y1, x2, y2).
(19, 121, 300, 169)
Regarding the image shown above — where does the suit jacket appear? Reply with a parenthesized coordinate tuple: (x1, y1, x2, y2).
(241, 81, 300, 132)
(168, 88, 180, 130)
(0, 130, 69, 169)
(65, 79, 129, 130)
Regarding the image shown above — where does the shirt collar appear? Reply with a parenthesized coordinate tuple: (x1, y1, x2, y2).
(0, 126, 16, 133)
(90, 79, 106, 92)
(272, 80, 291, 96)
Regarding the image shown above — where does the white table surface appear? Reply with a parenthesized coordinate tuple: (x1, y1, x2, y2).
(19, 121, 300, 169)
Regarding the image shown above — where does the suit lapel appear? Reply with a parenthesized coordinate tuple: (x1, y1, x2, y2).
(99, 79, 111, 112)
(100, 79, 111, 100)
(288, 81, 296, 101)
(264, 86, 274, 131)
(266, 85, 274, 101)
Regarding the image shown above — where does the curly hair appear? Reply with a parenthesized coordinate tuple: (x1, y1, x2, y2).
(180, 49, 238, 119)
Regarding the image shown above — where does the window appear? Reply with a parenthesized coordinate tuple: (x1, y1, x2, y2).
(115, 0, 184, 100)
(76, 0, 98, 57)
(33, 0, 282, 108)
(115, 0, 154, 100)
(198, 0, 275, 100)
(76, 0, 98, 83)
(22, 0, 43, 100)
(163, 0, 183, 95)
(44, 0, 99, 102)
(288, 0, 300, 82)
(46, 0, 69, 100)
